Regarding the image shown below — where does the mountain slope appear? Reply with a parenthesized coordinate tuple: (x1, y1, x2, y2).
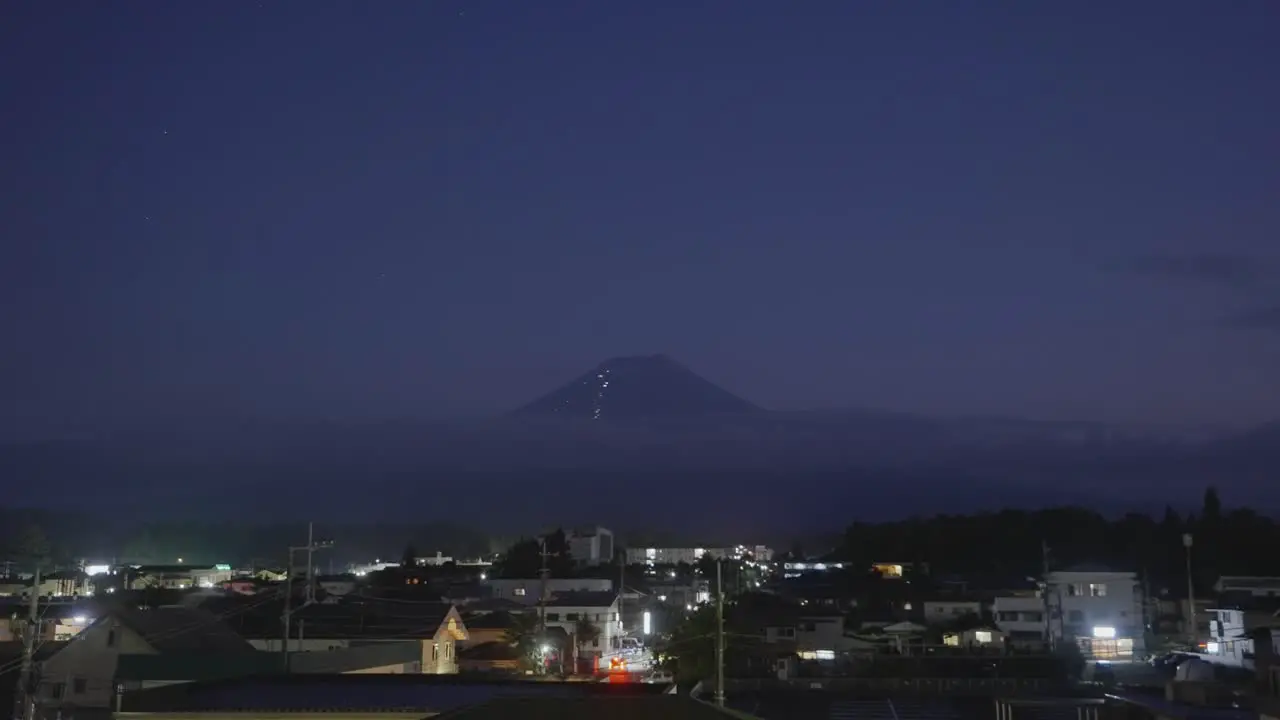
(511, 354, 760, 420)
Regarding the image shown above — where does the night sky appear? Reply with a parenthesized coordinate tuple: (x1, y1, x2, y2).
(4, 1, 1278, 439)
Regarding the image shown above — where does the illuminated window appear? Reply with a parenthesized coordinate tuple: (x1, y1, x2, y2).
(974, 631, 993, 643)
(872, 564, 904, 578)
(513, 587, 526, 596)
(943, 634, 959, 647)
(1089, 583, 1107, 597)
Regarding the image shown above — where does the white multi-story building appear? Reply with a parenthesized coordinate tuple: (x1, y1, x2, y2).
(993, 566, 1144, 660)
(624, 545, 773, 566)
(543, 592, 623, 670)
(567, 527, 614, 567)
(923, 600, 985, 625)
(626, 547, 717, 566)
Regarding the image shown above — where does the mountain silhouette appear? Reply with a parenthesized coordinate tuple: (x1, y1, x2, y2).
(511, 354, 760, 419)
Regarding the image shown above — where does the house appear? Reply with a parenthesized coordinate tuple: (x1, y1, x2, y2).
(1216, 576, 1280, 598)
(763, 608, 851, 654)
(567, 526, 614, 567)
(941, 623, 1006, 649)
(33, 604, 260, 711)
(923, 599, 985, 624)
(542, 592, 623, 671)
(994, 565, 1145, 659)
(483, 577, 612, 604)
(1204, 601, 1280, 668)
(237, 601, 469, 674)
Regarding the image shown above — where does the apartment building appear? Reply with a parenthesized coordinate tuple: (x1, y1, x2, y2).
(993, 566, 1144, 659)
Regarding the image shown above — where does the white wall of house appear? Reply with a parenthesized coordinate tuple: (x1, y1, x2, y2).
(993, 570, 1145, 658)
(1048, 570, 1144, 657)
(36, 616, 155, 709)
(483, 578, 612, 604)
(993, 596, 1048, 638)
(1215, 576, 1280, 598)
(923, 600, 984, 624)
(1204, 608, 1250, 668)
(544, 599, 622, 661)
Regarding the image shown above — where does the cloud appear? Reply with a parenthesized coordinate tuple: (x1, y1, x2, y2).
(1126, 253, 1270, 289)
(1226, 305, 1280, 330)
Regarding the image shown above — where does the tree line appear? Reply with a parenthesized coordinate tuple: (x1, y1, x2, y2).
(837, 487, 1273, 593)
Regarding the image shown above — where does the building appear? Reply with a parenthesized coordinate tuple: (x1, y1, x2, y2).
(542, 591, 623, 670)
(238, 601, 469, 674)
(129, 564, 235, 590)
(482, 577, 612, 604)
(1216, 576, 1280, 598)
(648, 580, 711, 608)
(567, 527, 615, 567)
(992, 594, 1048, 647)
(0, 572, 94, 598)
(34, 604, 260, 711)
(993, 565, 1145, 659)
(922, 599, 985, 624)
(626, 547, 725, 566)
(763, 608, 853, 656)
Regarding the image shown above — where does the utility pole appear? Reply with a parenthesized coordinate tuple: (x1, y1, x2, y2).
(15, 565, 41, 720)
(304, 522, 315, 604)
(538, 538, 549, 674)
(715, 559, 725, 708)
(281, 525, 333, 672)
(1183, 533, 1197, 647)
(1041, 541, 1053, 649)
(617, 547, 625, 639)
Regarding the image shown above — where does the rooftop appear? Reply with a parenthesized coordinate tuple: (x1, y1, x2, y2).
(110, 604, 258, 653)
(122, 675, 678, 714)
(546, 591, 618, 609)
(437, 695, 741, 719)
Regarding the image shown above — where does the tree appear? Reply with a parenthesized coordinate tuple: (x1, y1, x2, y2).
(658, 606, 719, 683)
(1201, 487, 1222, 524)
(573, 616, 601, 673)
(494, 530, 574, 578)
(502, 611, 543, 671)
(401, 544, 419, 568)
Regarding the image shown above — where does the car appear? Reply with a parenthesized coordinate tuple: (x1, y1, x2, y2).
(1151, 652, 1194, 669)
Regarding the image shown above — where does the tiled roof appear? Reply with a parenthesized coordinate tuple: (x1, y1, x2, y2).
(112, 605, 258, 653)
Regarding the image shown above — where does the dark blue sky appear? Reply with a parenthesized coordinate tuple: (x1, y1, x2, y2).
(3, 1, 1278, 436)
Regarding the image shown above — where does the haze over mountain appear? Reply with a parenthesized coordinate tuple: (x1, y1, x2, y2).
(1, 355, 1275, 534)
